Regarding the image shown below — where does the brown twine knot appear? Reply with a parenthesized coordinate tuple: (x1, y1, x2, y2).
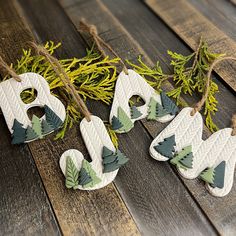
(0, 56, 21, 82)
(29, 42, 91, 122)
(79, 18, 129, 75)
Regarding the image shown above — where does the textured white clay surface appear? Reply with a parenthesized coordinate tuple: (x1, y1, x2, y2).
(149, 107, 236, 197)
(109, 69, 174, 131)
(60, 115, 118, 190)
(0, 72, 66, 133)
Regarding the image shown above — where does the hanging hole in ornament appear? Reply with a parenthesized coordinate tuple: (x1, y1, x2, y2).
(20, 88, 38, 104)
(128, 95, 145, 107)
(27, 106, 45, 120)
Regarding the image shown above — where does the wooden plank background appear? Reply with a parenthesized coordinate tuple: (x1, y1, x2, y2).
(0, 0, 235, 235)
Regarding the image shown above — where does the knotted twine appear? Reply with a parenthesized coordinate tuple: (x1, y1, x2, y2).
(0, 56, 21, 82)
(30, 42, 91, 122)
(79, 18, 129, 75)
(190, 56, 236, 135)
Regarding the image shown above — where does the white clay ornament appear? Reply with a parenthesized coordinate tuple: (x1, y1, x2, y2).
(0, 72, 66, 144)
(150, 107, 236, 197)
(110, 69, 178, 133)
(60, 115, 129, 190)
(150, 55, 236, 197)
(28, 44, 130, 191)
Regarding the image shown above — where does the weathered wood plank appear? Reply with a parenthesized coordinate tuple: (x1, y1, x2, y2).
(145, 0, 236, 92)
(16, 0, 140, 235)
(0, 1, 61, 235)
(98, 0, 236, 235)
(59, 0, 218, 235)
(188, 0, 236, 42)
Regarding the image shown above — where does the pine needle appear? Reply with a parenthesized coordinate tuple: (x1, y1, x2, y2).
(127, 40, 224, 132)
(3, 41, 120, 143)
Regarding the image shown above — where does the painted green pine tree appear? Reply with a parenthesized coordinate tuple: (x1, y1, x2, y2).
(130, 106, 142, 119)
(200, 167, 215, 185)
(116, 107, 134, 133)
(78, 167, 92, 187)
(11, 119, 26, 144)
(102, 146, 129, 173)
(80, 160, 101, 188)
(200, 161, 226, 189)
(161, 92, 179, 115)
(65, 156, 79, 189)
(31, 115, 43, 139)
(156, 102, 168, 117)
(111, 115, 123, 130)
(147, 97, 157, 120)
(25, 126, 38, 142)
(170, 145, 193, 169)
(154, 135, 176, 159)
(41, 119, 54, 135)
(211, 161, 225, 189)
(179, 152, 193, 169)
(44, 105, 63, 130)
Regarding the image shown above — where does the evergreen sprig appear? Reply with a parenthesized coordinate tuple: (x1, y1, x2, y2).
(3, 40, 225, 146)
(127, 40, 224, 132)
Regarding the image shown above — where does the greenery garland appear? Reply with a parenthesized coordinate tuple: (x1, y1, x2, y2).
(2, 40, 223, 146)
(127, 40, 223, 132)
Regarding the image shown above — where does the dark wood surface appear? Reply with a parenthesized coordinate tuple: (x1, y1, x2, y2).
(0, 0, 235, 235)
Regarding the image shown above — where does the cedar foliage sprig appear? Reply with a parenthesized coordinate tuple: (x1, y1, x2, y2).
(3, 41, 119, 139)
(127, 40, 224, 132)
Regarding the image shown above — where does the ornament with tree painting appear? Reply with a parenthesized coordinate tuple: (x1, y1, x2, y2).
(0, 72, 65, 144)
(110, 69, 178, 133)
(60, 115, 129, 190)
(149, 107, 236, 197)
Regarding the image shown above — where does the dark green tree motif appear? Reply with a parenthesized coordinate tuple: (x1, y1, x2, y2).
(79, 160, 101, 188)
(200, 161, 226, 189)
(41, 119, 54, 135)
(211, 161, 226, 189)
(102, 146, 129, 173)
(78, 167, 92, 187)
(111, 116, 123, 130)
(179, 152, 193, 169)
(154, 135, 176, 158)
(44, 105, 63, 130)
(11, 119, 26, 144)
(161, 92, 179, 115)
(130, 106, 142, 119)
(156, 102, 168, 118)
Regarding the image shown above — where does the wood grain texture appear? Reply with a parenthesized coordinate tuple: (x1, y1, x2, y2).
(0, 1, 61, 235)
(100, 0, 236, 235)
(0, 117, 61, 236)
(59, 0, 218, 235)
(16, 0, 140, 235)
(145, 0, 236, 92)
(188, 0, 236, 42)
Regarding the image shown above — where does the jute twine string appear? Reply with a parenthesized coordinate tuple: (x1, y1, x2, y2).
(190, 56, 236, 135)
(231, 114, 236, 136)
(0, 56, 21, 82)
(30, 42, 91, 122)
(79, 18, 129, 75)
